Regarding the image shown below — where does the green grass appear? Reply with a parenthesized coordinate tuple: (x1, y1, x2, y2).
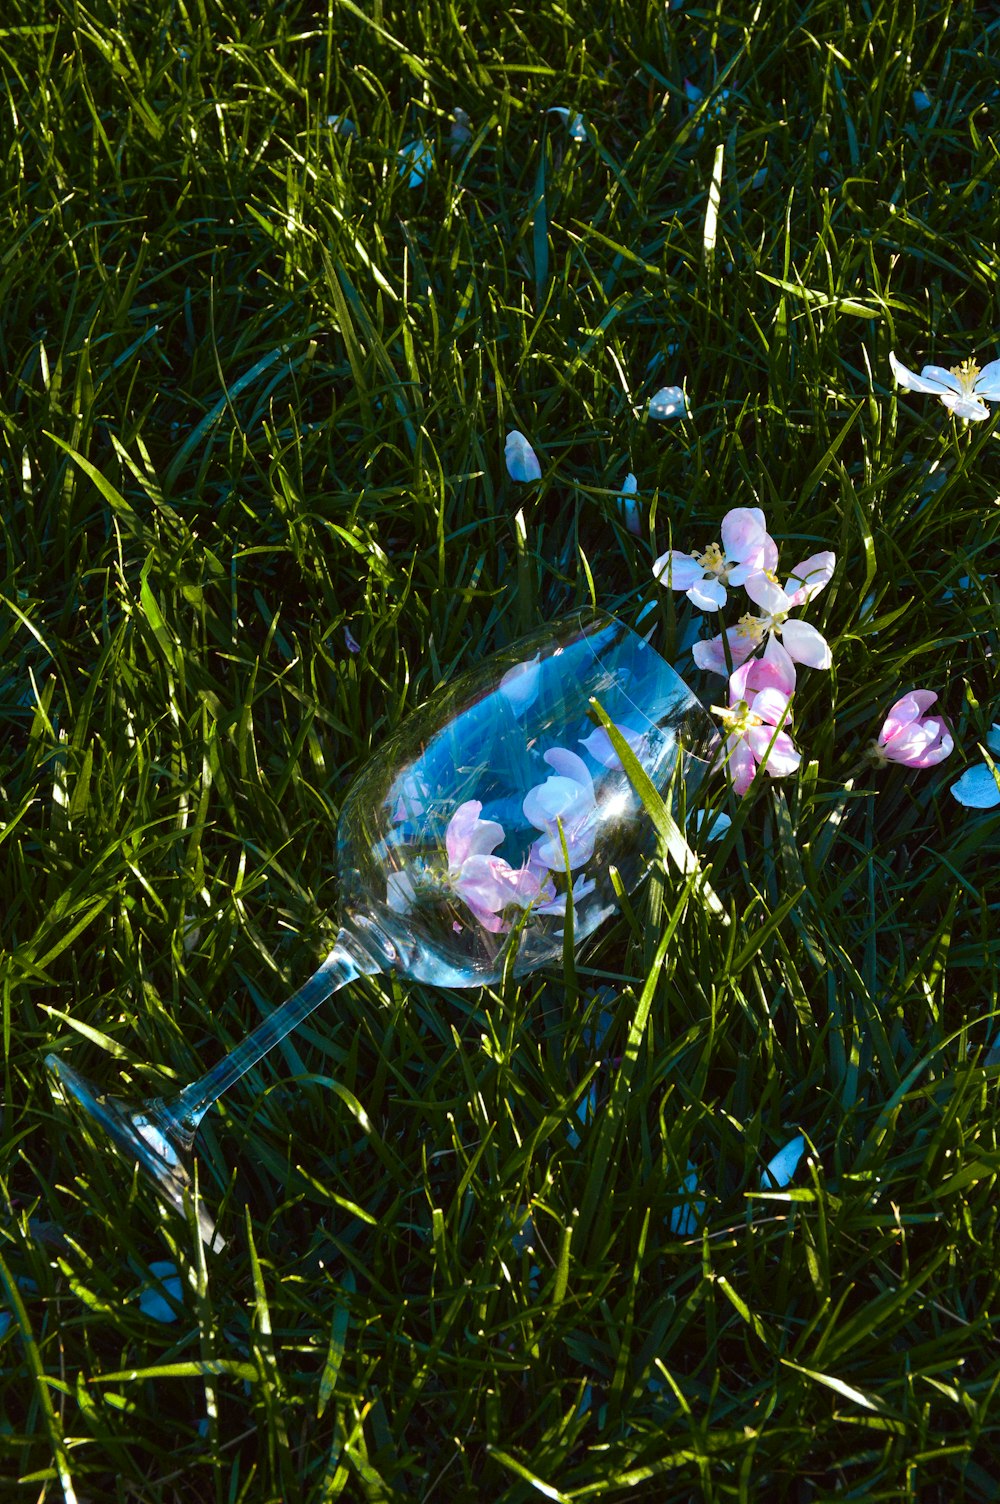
(1, 0, 999, 1498)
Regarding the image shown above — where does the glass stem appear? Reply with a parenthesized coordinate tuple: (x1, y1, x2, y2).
(165, 934, 378, 1142)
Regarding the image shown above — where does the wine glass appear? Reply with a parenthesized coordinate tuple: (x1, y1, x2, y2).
(46, 608, 715, 1241)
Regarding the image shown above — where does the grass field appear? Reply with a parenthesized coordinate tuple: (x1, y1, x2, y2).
(2, 1, 999, 1499)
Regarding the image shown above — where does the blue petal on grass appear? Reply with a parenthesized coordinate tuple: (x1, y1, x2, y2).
(398, 140, 433, 187)
(668, 1163, 704, 1235)
(761, 1134, 805, 1189)
(616, 471, 641, 534)
(546, 107, 588, 141)
(138, 1261, 184, 1323)
(505, 430, 542, 482)
(951, 763, 1000, 810)
(649, 386, 689, 419)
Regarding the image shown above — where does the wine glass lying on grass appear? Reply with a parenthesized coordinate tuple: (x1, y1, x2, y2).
(46, 608, 716, 1241)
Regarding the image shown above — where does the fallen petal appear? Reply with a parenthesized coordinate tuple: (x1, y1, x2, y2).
(951, 764, 1000, 809)
(761, 1135, 805, 1189)
(546, 106, 587, 141)
(689, 809, 732, 841)
(398, 139, 433, 187)
(668, 1163, 704, 1235)
(616, 472, 641, 534)
(505, 430, 542, 482)
(649, 385, 689, 419)
(139, 1261, 184, 1323)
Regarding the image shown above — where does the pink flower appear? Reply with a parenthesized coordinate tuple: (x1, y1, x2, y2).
(653, 507, 778, 612)
(522, 748, 597, 871)
(872, 691, 953, 769)
(693, 551, 835, 675)
(445, 801, 545, 932)
(713, 646, 800, 796)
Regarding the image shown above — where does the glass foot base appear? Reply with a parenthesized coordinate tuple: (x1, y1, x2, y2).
(45, 1054, 220, 1247)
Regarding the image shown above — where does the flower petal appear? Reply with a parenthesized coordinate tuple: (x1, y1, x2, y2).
(544, 746, 593, 789)
(689, 809, 732, 842)
(746, 726, 800, 777)
(889, 351, 953, 395)
(668, 1163, 704, 1236)
(783, 551, 835, 606)
(749, 686, 794, 728)
(727, 736, 757, 796)
(880, 690, 938, 744)
(720, 506, 769, 565)
(499, 654, 541, 714)
(951, 763, 1000, 809)
(743, 572, 788, 614)
(579, 724, 645, 769)
(761, 1135, 805, 1189)
(617, 472, 641, 534)
(139, 1262, 184, 1323)
(505, 430, 542, 482)
(648, 385, 689, 419)
(687, 576, 728, 611)
(940, 391, 990, 421)
(546, 106, 588, 140)
(446, 800, 504, 865)
(781, 618, 832, 669)
(919, 364, 965, 394)
(744, 634, 797, 697)
(693, 628, 756, 676)
(973, 359, 1000, 400)
(398, 139, 433, 187)
(653, 550, 705, 591)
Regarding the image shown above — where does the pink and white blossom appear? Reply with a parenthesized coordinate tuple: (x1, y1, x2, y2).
(890, 350, 1000, 422)
(653, 507, 778, 612)
(693, 551, 835, 675)
(872, 691, 953, 769)
(445, 800, 545, 932)
(713, 650, 800, 796)
(522, 748, 597, 871)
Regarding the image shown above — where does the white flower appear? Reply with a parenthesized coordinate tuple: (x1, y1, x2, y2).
(648, 385, 689, 419)
(505, 430, 542, 482)
(694, 553, 835, 674)
(653, 507, 778, 612)
(889, 350, 1000, 422)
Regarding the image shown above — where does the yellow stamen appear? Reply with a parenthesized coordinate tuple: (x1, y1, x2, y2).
(949, 358, 981, 395)
(715, 699, 762, 736)
(735, 613, 766, 644)
(694, 540, 726, 574)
